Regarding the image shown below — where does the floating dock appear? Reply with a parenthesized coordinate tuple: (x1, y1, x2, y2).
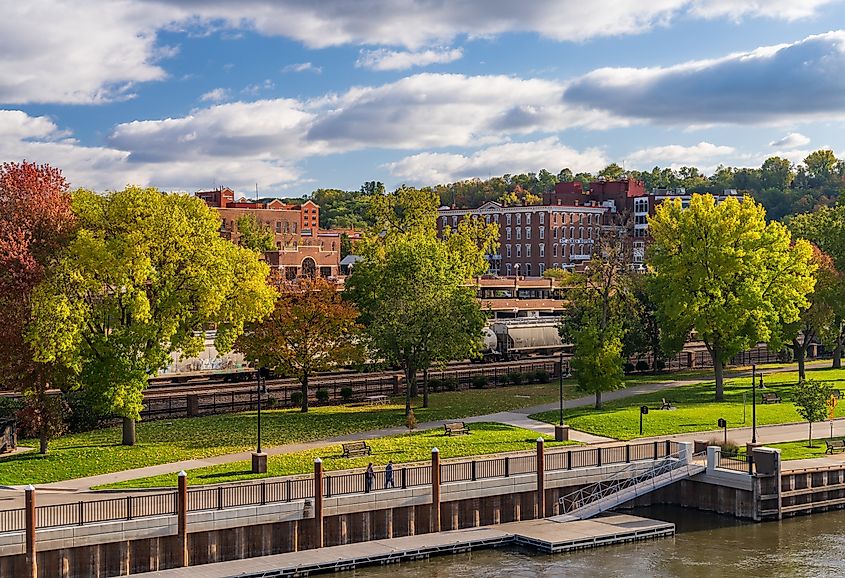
(144, 514, 674, 577)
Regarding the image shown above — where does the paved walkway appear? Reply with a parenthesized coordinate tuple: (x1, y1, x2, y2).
(0, 359, 835, 507)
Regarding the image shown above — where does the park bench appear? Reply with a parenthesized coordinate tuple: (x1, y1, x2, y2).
(444, 422, 470, 436)
(660, 398, 675, 410)
(364, 395, 388, 405)
(341, 441, 372, 458)
(761, 392, 782, 404)
(826, 439, 845, 454)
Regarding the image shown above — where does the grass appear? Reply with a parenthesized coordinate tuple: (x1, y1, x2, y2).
(531, 367, 845, 441)
(762, 437, 843, 461)
(101, 422, 578, 489)
(0, 381, 576, 486)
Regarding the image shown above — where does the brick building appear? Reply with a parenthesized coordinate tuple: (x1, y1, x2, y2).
(196, 187, 352, 279)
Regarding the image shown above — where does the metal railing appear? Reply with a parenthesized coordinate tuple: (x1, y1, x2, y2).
(718, 453, 754, 474)
(0, 441, 680, 534)
(558, 450, 701, 518)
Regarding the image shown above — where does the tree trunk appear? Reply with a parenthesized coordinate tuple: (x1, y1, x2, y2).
(300, 374, 309, 412)
(809, 421, 813, 448)
(422, 369, 429, 409)
(39, 431, 48, 455)
(404, 366, 414, 417)
(594, 390, 602, 410)
(410, 373, 418, 398)
(793, 338, 806, 383)
(711, 345, 725, 402)
(834, 338, 843, 370)
(122, 417, 136, 446)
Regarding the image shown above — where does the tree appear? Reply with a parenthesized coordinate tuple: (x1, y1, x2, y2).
(346, 187, 495, 414)
(623, 273, 683, 373)
(236, 214, 275, 252)
(760, 156, 794, 190)
(792, 379, 834, 447)
(648, 194, 816, 401)
(236, 277, 360, 412)
(560, 227, 631, 408)
(27, 187, 276, 445)
(0, 162, 76, 453)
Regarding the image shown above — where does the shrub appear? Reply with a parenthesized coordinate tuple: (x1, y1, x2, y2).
(406, 409, 416, 431)
(636, 360, 650, 372)
(471, 375, 489, 389)
(290, 391, 304, 407)
(64, 390, 105, 433)
(508, 372, 523, 385)
(534, 370, 550, 383)
(655, 359, 666, 372)
(623, 362, 636, 374)
(340, 387, 354, 402)
(315, 388, 330, 403)
(428, 378, 443, 392)
(777, 347, 794, 363)
(264, 396, 279, 409)
(0, 396, 24, 419)
(706, 437, 740, 456)
(445, 378, 460, 391)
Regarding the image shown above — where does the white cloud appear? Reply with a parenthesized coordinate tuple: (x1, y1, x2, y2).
(282, 62, 322, 74)
(769, 132, 811, 148)
(3, 1, 838, 104)
(200, 88, 231, 102)
(356, 47, 463, 71)
(564, 31, 845, 124)
(624, 142, 735, 169)
(241, 79, 275, 96)
(385, 138, 608, 183)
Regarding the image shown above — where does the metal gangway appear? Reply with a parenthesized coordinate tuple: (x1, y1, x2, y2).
(552, 450, 706, 522)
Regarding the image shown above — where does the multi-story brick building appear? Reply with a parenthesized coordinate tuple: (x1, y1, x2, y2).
(196, 187, 354, 279)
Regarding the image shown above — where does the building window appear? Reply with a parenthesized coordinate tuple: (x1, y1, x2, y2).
(539, 227, 545, 240)
(485, 215, 491, 224)
(539, 244, 544, 257)
(635, 198, 649, 213)
(494, 214, 499, 224)
(441, 216, 448, 227)
(553, 262, 559, 269)
(526, 213, 531, 226)
(539, 212, 545, 225)
(516, 245, 522, 258)
(553, 244, 558, 257)
(516, 228, 521, 240)
(516, 214, 522, 226)
(579, 227, 584, 239)
(569, 227, 574, 239)
(452, 215, 458, 226)
(506, 263, 512, 276)
(275, 221, 281, 233)
(539, 263, 545, 275)
(635, 215, 648, 225)
(588, 228, 593, 240)
(506, 214, 511, 225)
(526, 244, 531, 258)
(506, 244, 512, 258)
(506, 227, 512, 241)
(525, 263, 532, 276)
(525, 227, 531, 240)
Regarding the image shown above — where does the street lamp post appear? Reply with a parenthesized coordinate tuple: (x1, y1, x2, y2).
(555, 352, 569, 441)
(252, 364, 269, 474)
(751, 364, 758, 445)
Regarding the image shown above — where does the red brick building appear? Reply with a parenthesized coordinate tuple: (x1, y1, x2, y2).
(196, 187, 351, 279)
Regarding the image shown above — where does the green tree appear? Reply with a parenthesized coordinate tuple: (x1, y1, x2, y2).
(792, 379, 834, 447)
(27, 187, 276, 445)
(236, 277, 360, 412)
(346, 187, 495, 414)
(236, 214, 275, 252)
(598, 163, 625, 181)
(623, 273, 683, 373)
(648, 194, 815, 401)
(760, 156, 794, 190)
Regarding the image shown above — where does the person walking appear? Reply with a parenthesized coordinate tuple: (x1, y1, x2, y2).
(365, 463, 375, 493)
(385, 460, 395, 488)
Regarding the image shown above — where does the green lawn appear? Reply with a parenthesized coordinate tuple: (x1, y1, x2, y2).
(101, 422, 577, 489)
(0, 382, 575, 486)
(532, 367, 845, 441)
(762, 437, 843, 461)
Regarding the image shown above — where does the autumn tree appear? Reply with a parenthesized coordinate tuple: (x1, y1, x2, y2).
(236, 277, 360, 412)
(648, 194, 816, 401)
(792, 379, 834, 448)
(0, 162, 76, 453)
(236, 214, 275, 252)
(27, 187, 276, 445)
(346, 187, 497, 414)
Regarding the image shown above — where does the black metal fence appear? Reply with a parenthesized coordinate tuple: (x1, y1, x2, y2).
(718, 453, 754, 474)
(0, 440, 681, 534)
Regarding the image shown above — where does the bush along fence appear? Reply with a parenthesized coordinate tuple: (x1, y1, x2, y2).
(0, 440, 686, 536)
(141, 360, 559, 420)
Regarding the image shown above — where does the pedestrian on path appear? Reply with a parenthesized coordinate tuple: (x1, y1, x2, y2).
(385, 460, 395, 488)
(365, 463, 375, 493)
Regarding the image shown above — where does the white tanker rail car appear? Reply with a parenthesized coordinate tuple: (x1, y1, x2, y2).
(480, 319, 568, 361)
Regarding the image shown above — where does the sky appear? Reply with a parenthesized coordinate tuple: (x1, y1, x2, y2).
(3, 1, 845, 198)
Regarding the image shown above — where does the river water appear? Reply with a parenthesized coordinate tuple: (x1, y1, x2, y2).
(345, 507, 845, 577)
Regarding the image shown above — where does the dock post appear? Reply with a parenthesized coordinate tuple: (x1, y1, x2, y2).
(314, 458, 324, 548)
(431, 448, 441, 533)
(177, 471, 188, 568)
(536, 438, 546, 518)
(25, 485, 36, 578)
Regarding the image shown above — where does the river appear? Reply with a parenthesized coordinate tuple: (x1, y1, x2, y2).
(344, 507, 845, 577)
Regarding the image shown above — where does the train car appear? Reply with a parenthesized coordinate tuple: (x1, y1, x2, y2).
(483, 318, 568, 361)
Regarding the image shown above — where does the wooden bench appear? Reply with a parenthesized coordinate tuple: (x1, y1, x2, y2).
(761, 392, 782, 404)
(826, 439, 845, 454)
(341, 441, 372, 458)
(660, 398, 675, 410)
(444, 422, 470, 436)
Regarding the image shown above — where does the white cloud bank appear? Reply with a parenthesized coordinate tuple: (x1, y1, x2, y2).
(769, 132, 811, 148)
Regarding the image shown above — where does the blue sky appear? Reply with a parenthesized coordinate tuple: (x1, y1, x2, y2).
(2, 1, 845, 197)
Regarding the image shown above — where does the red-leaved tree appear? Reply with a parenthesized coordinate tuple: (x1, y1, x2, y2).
(0, 161, 75, 453)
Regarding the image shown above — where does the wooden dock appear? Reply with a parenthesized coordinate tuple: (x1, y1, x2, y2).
(143, 514, 674, 577)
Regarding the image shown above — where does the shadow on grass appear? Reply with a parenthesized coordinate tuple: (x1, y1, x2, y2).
(197, 470, 253, 480)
